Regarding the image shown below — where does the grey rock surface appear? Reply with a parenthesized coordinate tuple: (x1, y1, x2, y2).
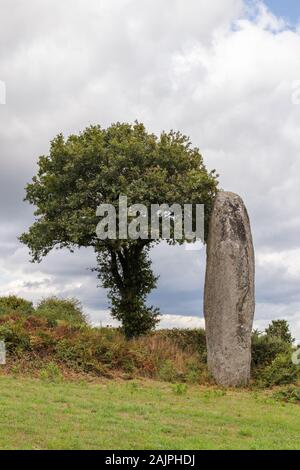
(204, 191, 255, 387)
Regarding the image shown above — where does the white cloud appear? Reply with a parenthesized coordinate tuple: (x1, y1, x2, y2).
(158, 314, 205, 330)
(257, 249, 300, 278)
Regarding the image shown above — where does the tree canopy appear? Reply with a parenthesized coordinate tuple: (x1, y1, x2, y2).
(265, 320, 294, 345)
(20, 122, 218, 337)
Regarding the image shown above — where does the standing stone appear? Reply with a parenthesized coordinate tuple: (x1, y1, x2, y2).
(204, 192, 255, 387)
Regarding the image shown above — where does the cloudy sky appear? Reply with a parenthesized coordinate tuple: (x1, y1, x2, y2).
(1, 0, 300, 337)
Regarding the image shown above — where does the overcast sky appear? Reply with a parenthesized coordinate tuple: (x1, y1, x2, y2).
(1, 0, 300, 337)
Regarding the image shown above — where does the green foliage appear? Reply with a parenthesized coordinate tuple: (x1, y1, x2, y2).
(157, 328, 207, 362)
(40, 362, 62, 382)
(1, 304, 297, 389)
(185, 359, 208, 384)
(203, 389, 227, 399)
(0, 322, 31, 354)
(252, 320, 297, 387)
(258, 353, 299, 388)
(0, 312, 208, 383)
(35, 297, 87, 326)
(20, 122, 218, 338)
(0, 296, 34, 316)
(96, 245, 159, 338)
(172, 383, 188, 396)
(265, 320, 294, 344)
(252, 320, 294, 371)
(55, 335, 112, 376)
(251, 331, 290, 369)
(158, 360, 178, 382)
(273, 386, 300, 404)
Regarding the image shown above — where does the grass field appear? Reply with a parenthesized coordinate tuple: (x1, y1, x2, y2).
(0, 375, 299, 450)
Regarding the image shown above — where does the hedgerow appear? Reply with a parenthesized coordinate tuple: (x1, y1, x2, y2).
(0, 296, 298, 388)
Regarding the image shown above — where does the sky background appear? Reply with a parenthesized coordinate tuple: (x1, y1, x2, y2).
(264, 0, 300, 25)
(1, 0, 300, 337)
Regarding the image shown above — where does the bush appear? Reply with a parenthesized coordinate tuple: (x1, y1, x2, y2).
(0, 304, 298, 388)
(158, 360, 178, 382)
(35, 297, 87, 326)
(0, 296, 34, 316)
(55, 336, 110, 375)
(157, 328, 207, 362)
(259, 353, 299, 388)
(0, 321, 31, 354)
(251, 332, 291, 369)
(133, 334, 208, 382)
(0, 312, 209, 383)
(265, 320, 294, 344)
(251, 320, 296, 387)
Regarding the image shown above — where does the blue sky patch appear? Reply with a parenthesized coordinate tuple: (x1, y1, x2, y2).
(264, 0, 300, 25)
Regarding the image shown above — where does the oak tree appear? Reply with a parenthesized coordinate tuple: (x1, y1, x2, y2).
(20, 122, 218, 338)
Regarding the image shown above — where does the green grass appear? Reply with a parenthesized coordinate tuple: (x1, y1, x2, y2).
(0, 375, 299, 450)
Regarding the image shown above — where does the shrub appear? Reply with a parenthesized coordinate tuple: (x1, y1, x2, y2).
(265, 320, 294, 344)
(133, 334, 204, 382)
(0, 322, 31, 354)
(158, 360, 178, 382)
(1, 305, 297, 388)
(251, 321, 296, 386)
(35, 297, 87, 326)
(54, 328, 128, 376)
(0, 296, 34, 316)
(185, 359, 209, 384)
(259, 353, 299, 388)
(251, 332, 290, 369)
(156, 328, 207, 362)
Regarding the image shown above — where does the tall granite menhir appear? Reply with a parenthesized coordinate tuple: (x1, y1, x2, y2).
(204, 192, 255, 387)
